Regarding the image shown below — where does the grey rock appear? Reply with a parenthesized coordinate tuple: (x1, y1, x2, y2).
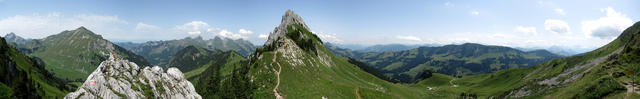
(65, 53, 201, 99)
(264, 10, 311, 47)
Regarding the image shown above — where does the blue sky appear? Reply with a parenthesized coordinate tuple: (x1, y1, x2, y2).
(0, 0, 638, 53)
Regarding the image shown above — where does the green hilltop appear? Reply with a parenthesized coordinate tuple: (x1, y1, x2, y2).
(15, 27, 149, 81)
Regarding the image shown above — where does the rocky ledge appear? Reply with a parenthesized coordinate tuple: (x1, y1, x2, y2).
(65, 53, 201, 99)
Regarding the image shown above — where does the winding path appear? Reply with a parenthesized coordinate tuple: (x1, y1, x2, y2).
(272, 51, 283, 99)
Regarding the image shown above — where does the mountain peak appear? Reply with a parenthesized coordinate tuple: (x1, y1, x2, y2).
(64, 26, 102, 39)
(73, 26, 92, 33)
(5, 32, 16, 37)
(280, 10, 309, 30)
(264, 10, 317, 48)
(4, 32, 21, 40)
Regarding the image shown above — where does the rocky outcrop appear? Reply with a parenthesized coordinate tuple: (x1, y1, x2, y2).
(264, 10, 311, 46)
(64, 53, 201, 99)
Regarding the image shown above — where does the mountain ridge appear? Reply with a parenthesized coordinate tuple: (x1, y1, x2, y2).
(327, 42, 563, 82)
(11, 27, 150, 81)
(119, 36, 256, 67)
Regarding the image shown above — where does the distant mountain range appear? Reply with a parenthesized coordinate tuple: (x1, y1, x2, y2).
(327, 43, 563, 82)
(516, 46, 582, 56)
(115, 36, 256, 67)
(328, 43, 441, 52)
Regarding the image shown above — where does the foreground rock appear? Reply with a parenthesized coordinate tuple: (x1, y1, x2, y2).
(65, 53, 201, 99)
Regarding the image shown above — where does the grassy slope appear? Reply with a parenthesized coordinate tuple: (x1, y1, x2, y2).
(244, 24, 430, 98)
(411, 22, 640, 98)
(1, 37, 69, 98)
(25, 27, 149, 81)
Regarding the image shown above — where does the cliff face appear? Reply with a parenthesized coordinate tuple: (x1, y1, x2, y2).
(65, 53, 201, 99)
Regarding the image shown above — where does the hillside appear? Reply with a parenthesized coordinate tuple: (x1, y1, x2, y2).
(160, 44, 252, 98)
(166, 45, 218, 72)
(214, 10, 433, 98)
(14, 27, 149, 81)
(0, 37, 70, 98)
(327, 43, 563, 82)
(119, 36, 256, 67)
(413, 21, 640, 98)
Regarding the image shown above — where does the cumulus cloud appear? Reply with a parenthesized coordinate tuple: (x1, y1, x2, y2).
(515, 26, 537, 35)
(258, 34, 268, 38)
(545, 19, 570, 34)
(238, 29, 253, 34)
(216, 29, 247, 39)
(314, 32, 343, 43)
(581, 7, 633, 39)
(172, 21, 252, 39)
(396, 36, 422, 41)
(0, 12, 128, 38)
(134, 22, 160, 32)
(554, 8, 566, 15)
(174, 21, 210, 35)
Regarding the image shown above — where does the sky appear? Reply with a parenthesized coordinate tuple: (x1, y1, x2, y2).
(0, 0, 638, 53)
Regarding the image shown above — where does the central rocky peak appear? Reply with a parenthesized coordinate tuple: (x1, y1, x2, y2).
(264, 10, 312, 46)
(279, 10, 310, 30)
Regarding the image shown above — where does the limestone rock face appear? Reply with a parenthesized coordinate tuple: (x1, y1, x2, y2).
(264, 10, 310, 46)
(64, 53, 201, 99)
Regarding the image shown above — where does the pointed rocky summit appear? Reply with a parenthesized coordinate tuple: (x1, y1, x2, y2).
(264, 10, 312, 46)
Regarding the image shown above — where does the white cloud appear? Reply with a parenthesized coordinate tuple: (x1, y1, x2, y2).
(172, 21, 252, 40)
(581, 7, 633, 39)
(554, 8, 566, 15)
(216, 29, 247, 39)
(444, 2, 454, 7)
(545, 19, 570, 34)
(470, 11, 479, 15)
(238, 29, 253, 34)
(314, 32, 343, 43)
(515, 26, 537, 35)
(396, 36, 422, 41)
(134, 22, 160, 32)
(174, 21, 210, 35)
(258, 34, 268, 38)
(488, 33, 513, 38)
(0, 12, 128, 38)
